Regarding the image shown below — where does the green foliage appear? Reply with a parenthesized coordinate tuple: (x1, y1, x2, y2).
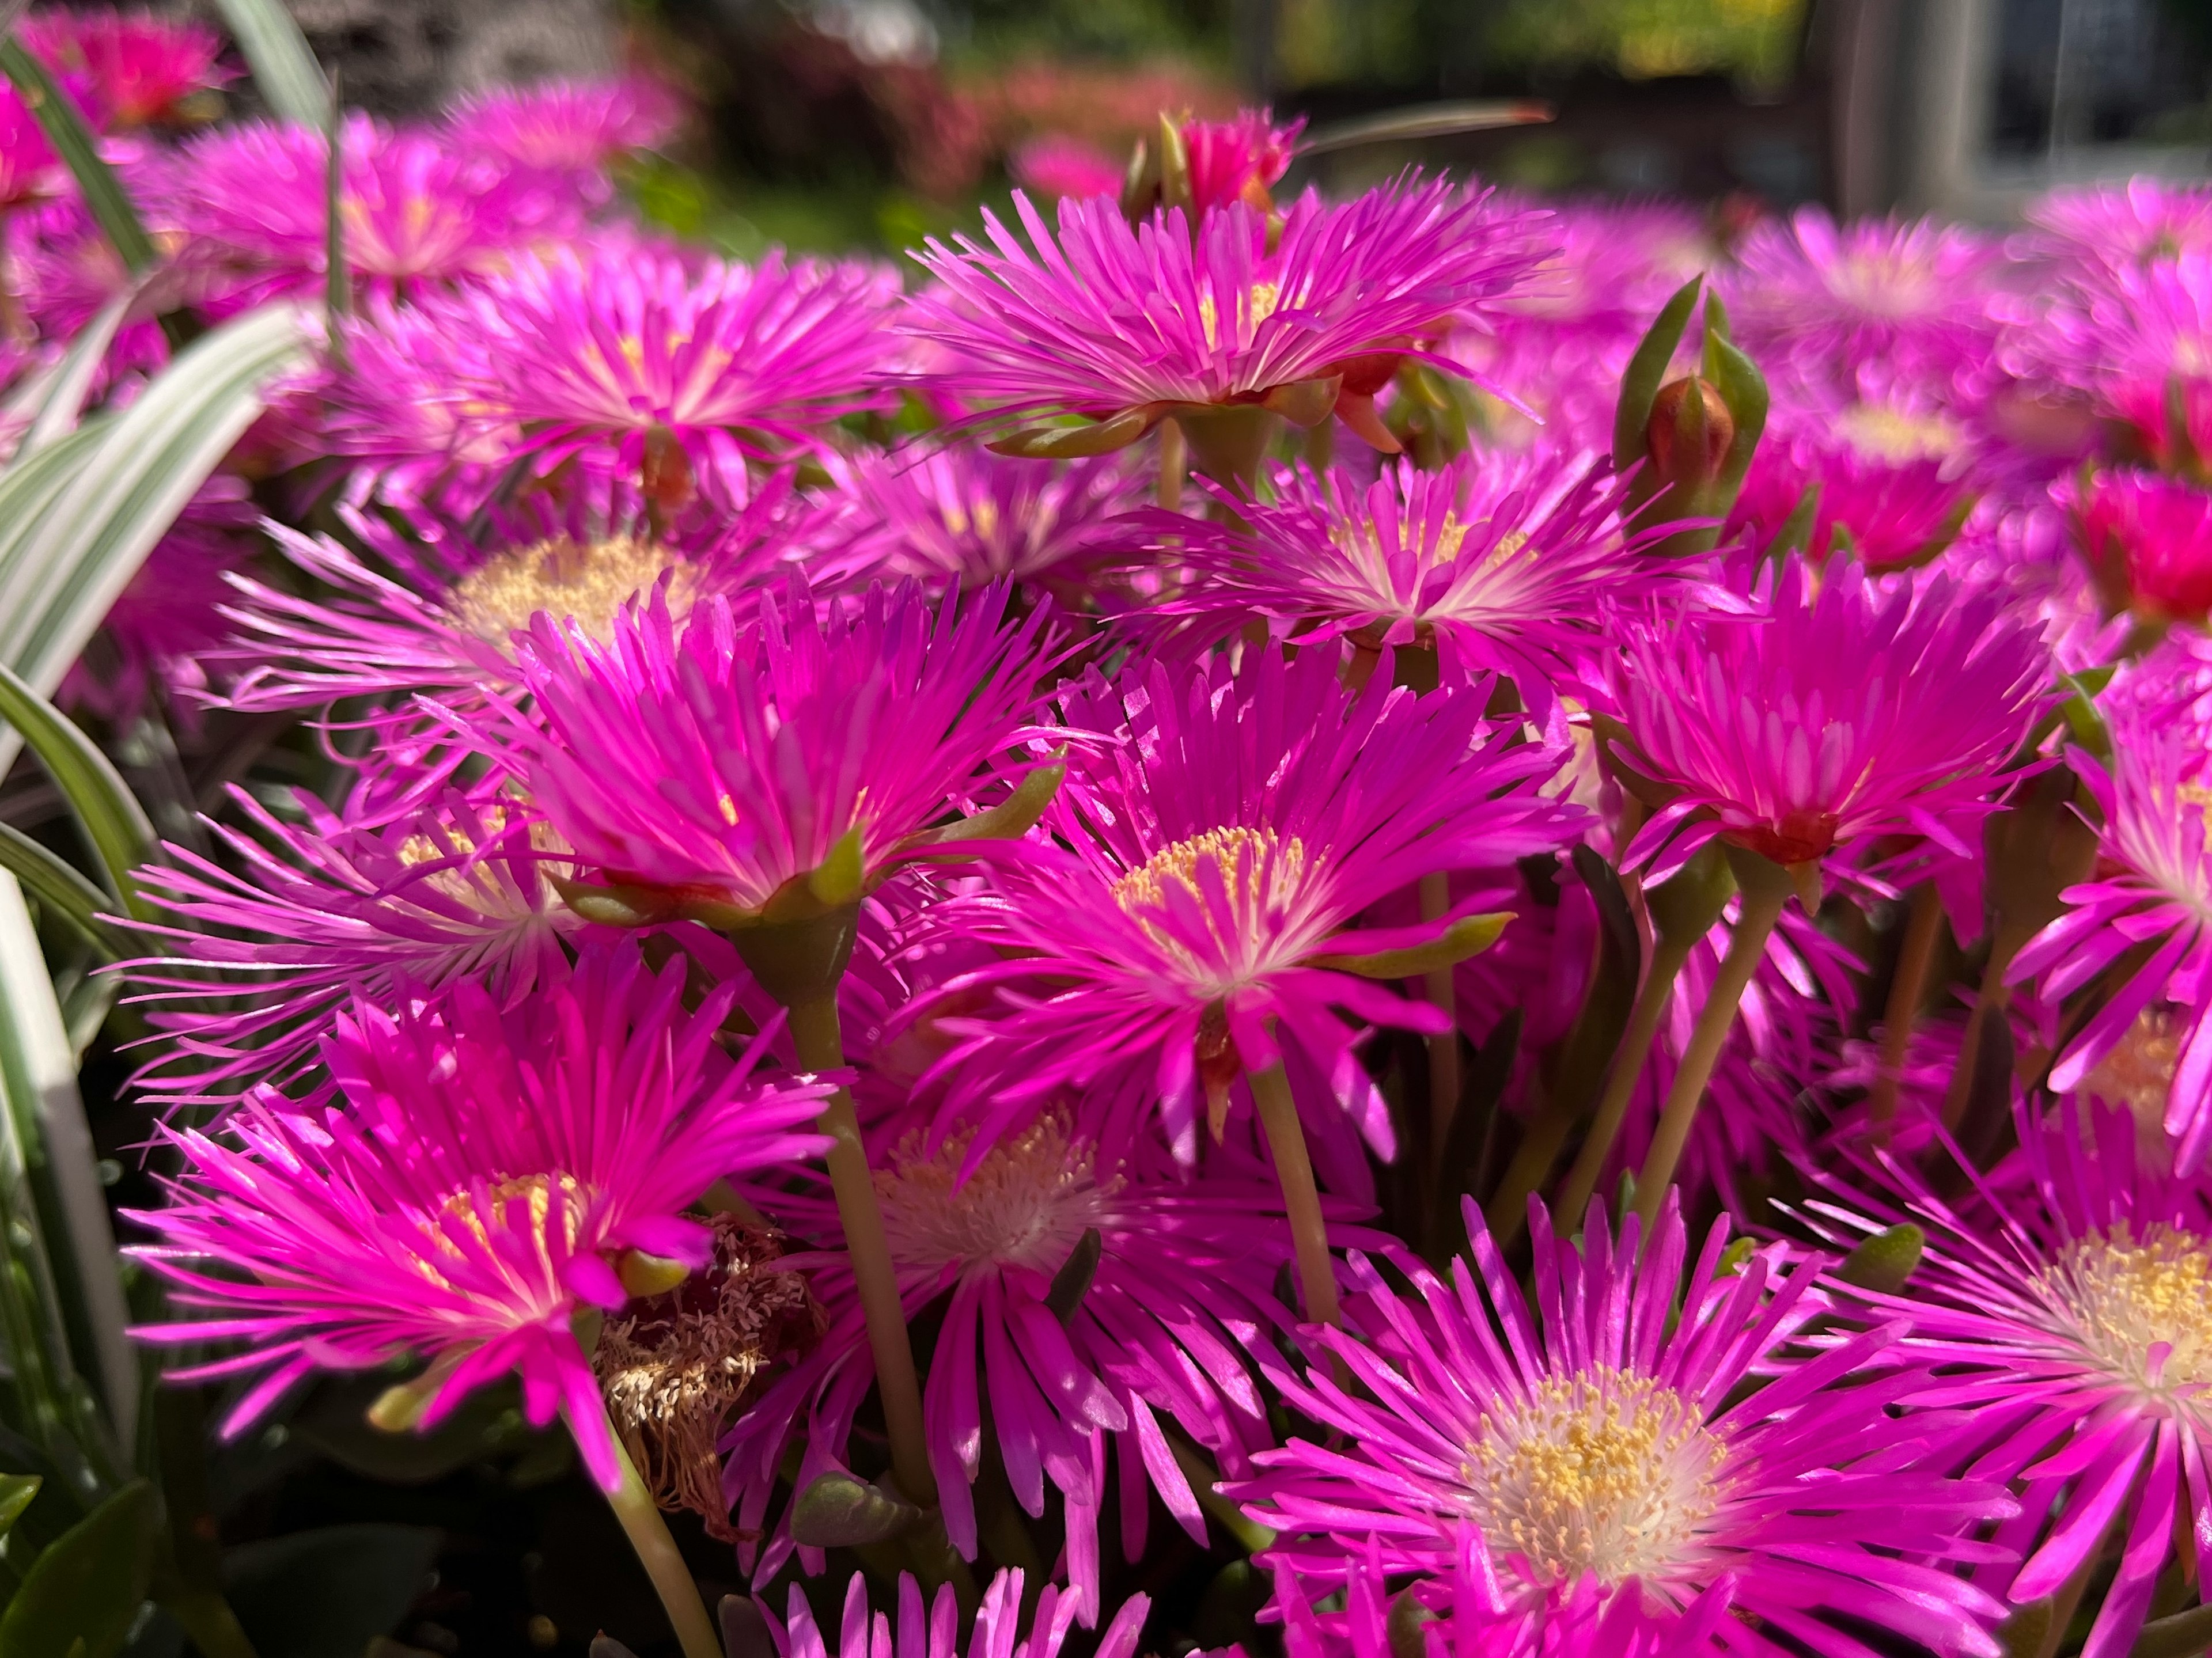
(223, 1528, 440, 1658)
(0, 1480, 156, 1658)
(209, 0, 329, 126)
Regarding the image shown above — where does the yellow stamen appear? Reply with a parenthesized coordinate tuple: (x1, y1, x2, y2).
(446, 534, 701, 648)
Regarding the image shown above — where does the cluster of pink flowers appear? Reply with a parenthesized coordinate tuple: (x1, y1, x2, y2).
(22, 17, 2212, 1655)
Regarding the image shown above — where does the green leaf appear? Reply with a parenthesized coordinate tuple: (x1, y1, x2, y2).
(0, 1479, 156, 1658)
(17, 298, 134, 460)
(0, 305, 309, 709)
(0, 665, 156, 921)
(1314, 912, 1513, 978)
(323, 70, 350, 340)
(0, 826, 120, 959)
(0, 43, 156, 277)
(789, 1471, 923, 1548)
(224, 1526, 438, 1658)
(2130, 1602, 2212, 1658)
(0, 875, 136, 1444)
(0, 1477, 38, 1541)
(1834, 1224, 1925, 1294)
(1612, 276, 1702, 477)
(1705, 332, 1770, 509)
(916, 759, 1065, 846)
(209, 0, 329, 128)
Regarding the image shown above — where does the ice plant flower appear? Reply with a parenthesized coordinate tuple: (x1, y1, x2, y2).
(905, 645, 1576, 1159)
(128, 943, 832, 1490)
(1722, 208, 2002, 401)
(2009, 712, 2212, 1169)
(504, 579, 1058, 927)
(122, 787, 584, 1104)
(17, 7, 233, 131)
(725, 1114, 1345, 1607)
(2029, 178, 2212, 289)
(763, 1570, 1149, 1658)
(1120, 446, 1672, 708)
(1727, 400, 1980, 572)
(0, 86, 66, 210)
(903, 185, 1546, 457)
(1179, 108, 1303, 215)
(2065, 468, 2212, 629)
(812, 446, 1144, 604)
(396, 245, 902, 509)
(446, 77, 680, 198)
(1007, 135, 1124, 203)
(166, 116, 552, 307)
(1238, 1196, 2014, 1657)
(1607, 563, 2048, 874)
(1808, 1106, 2212, 1658)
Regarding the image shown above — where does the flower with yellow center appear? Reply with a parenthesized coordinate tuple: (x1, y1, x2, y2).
(876, 1117, 1115, 1277)
(447, 533, 700, 648)
(2046, 1222, 2212, 1393)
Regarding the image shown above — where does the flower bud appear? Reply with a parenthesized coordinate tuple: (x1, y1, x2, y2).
(1645, 376, 1733, 492)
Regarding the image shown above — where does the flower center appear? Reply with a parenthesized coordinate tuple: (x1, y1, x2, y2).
(394, 805, 564, 910)
(2084, 1009, 2181, 1137)
(1113, 826, 1307, 916)
(876, 1116, 1115, 1276)
(1835, 403, 1963, 465)
(446, 534, 699, 648)
(422, 1172, 593, 1276)
(1196, 281, 1283, 350)
(1464, 1368, 1722, 1587)
(2047, 1222, 2212, 1392)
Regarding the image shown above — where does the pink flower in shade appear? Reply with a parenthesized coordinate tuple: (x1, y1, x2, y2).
(1119, 447, 1675, 711)
(501, 580, 1059, 920)
(1721, 208, 2003, 401)
(899, 646, 1579, 1162)
(165, 116, 556, 309)
(15, 200, 171, 385)
(903, 186, 1547, 430)
(217, 476, 815, 722)
(445, 76, 681, 194)
(1806, 1105, 2212, 1658)
(2009, 714, 2212, 1170)
(1007, 135, 1124, 203)
(1493, 199, 1709, 336)
(726, 1113, 1365, 1610)
(2064, 468, 2212, 627)
(1606, 563, 2050, 873)
(1236, 1196, 2016, 1658)
(17, 8, 234, 132)
(2063, 251, 2212, 470)
(385, 245, 902, 509)
(764, 1570, 1148, 1658)
(122, 787, 585, 1105)
(127, 943, 832, 1490)
(812, 446, 1146, 604)
(0, 87, 67, 210)
(2028, 177, 2212, 287)
(1181, 109, 1304, 214)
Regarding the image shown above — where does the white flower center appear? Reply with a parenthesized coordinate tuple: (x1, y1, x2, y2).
(1464, 1368, 1723, 1587)
(876, 1117, 1113, 1275)
(2047, 1222, 2212, 1393)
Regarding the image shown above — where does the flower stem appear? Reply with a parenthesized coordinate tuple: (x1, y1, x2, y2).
(1631, 861, 1792, 1233)
(1869, 883, 1946, 1140)
(1247, 1061, 1340, 1330)
(786, 995, 938, 1507)
(568, 1399, 721, 1658)
(1156, 418, 1187, 511)
(1418, 871, 1461, 1151)
(1940, 923, 2029, 1132)
(1558, 931, 1696, 1227)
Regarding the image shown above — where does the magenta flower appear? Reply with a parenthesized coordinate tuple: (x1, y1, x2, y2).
(0, 87, 67, 210)
(381, 244, 901, 507)
(903, 185, 1545, 434)
(901, 646, 1577, 1159)
(1722, 208, 2003, 401)
(503, 580, 1059, 920)
(2060, 250, 2212, 470)
(1495, 199, 1709, 336)
(166, 116, 553, 306)
(123, 787, 585, 1104)
(1608, 564, 2048, 871)
(1727, 397, 1982, 573)
(1181, 109, 1303, 215)
(765, 1569, 1148, 1658)
(1120, 446, 1673, 708)
(2009, 712, 2212, 1168)
(1007, 135, 1124, 203)
(17, 7, 233, 132)
(128, 944, 831, 1490)
(812, 445, 1145, 603)
(726, 1113, 1358, 1609)
(1809, 1105, 2212, 1658)
(445, 77, 680, 194)
(2065, 468, 2212, 628)
(2029, 178, 2212, 287)
(1237, 1196, 2014, 1658)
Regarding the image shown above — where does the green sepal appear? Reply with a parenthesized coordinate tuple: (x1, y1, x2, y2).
(1612, 275, 1703, 476)
(1705, 331, 1770, 513)
(615, 1249, 688, 1298)
(1314, 912, 1512, 978)
(988, 408, 1155, 459)
(1260, 375, 1343, 429)
(917, 759, 1065, 847)
(804, 825, 865, 908)
(1834, 1223, 1925, 1294)
(545, 872, 678, 928)
(789, 1471, 925, 1548)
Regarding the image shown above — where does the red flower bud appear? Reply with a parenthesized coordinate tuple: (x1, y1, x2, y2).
(1645, 377, 1733, 490)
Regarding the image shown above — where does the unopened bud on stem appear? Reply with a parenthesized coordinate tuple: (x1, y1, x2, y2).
(1646, 376, 1733, 494)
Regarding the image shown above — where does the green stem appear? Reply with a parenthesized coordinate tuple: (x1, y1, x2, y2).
(1869, 883, 1945, 1140)
(1558, 932, 1696, 1227)
(1418, 871, 1461, 1153)
(786, 995, 937, 1507)
(1940, 923, 2029, 1132)
(1631, 866, 1791, 1233)
(568, 1401, 721, 1658)
(1247, 1062, 1339, 1331)
(1155, 419, 1186, 511)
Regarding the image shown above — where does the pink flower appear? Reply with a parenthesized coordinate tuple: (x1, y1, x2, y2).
(1181, 109, 1303, 214)
(1237, 1195, 2015, 1657)
(1728, 399, 1982, 572)
(2065, 468, 2212, 627)
(763, 1570, 1147, 1658)
(1007, 135, 1124, 203)
(2028, 177, 2212, 288)
(128, 943, 832, 1490)
(445, 77, 681, 195)
(17, 7, 233, 132)
(1607, 564, 2049, 871)
(501, 580, 1059, 919)
(900, 646, 1578, 1160)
